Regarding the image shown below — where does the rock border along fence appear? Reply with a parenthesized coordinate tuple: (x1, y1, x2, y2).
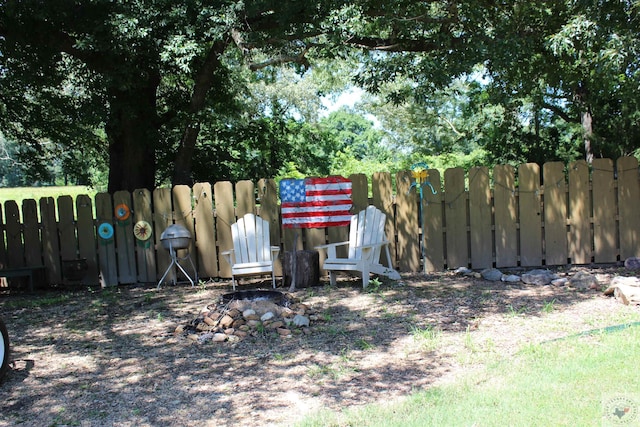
(1, 157, 639, 288)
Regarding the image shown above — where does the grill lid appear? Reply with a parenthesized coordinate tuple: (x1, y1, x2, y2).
(160, 224, 191, 240)
(160, 224, 192, 250)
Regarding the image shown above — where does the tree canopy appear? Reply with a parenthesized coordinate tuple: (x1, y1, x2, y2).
(1, 1, 639, 191)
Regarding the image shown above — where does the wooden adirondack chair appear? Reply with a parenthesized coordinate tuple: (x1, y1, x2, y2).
(315, 205, 401, 288)
(221, 213, 280, 290)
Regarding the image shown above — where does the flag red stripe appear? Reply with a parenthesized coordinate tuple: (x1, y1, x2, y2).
(282, 210, 351, 219)
(282, 199, 352, 208)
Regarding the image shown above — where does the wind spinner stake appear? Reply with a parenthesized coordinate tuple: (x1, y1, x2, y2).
(409, 162, 437, 269)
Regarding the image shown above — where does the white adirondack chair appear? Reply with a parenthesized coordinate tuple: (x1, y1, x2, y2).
(315, 205, 401, 288)
(221, 213, 280, 290)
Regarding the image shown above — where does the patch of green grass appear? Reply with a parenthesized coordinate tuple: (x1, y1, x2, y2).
(366, 277, 382, 293)
(542, 298, 557, 314)
(410, 324, 441, 351)
(507, 303, 529, 317)
(143, 292, 154, 304)
(1, 293, 73, 309)
(463, 325, 477, 352)
(298, 323, 640, 427)
(307, 357, 355, 381)
(355, 338, 374, 350)
(321, 311, 333, 322)
(196, 280, 208, 293)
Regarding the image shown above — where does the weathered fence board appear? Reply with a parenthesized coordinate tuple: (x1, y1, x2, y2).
(519, 163, 543, 266)
(0, 204, 6, 269)
(592, 158, 616, 263)
(236, 180, 255, 217)
(372, 171, 396, 267)
(172, 185, 195, 282)
(423, 169, 444, 272)
(444, 167, 468, 269)
(543, 162, 568, 265)
(193, 183, 217, 279)
(469, 167, 492, 269)
(569, 160, 591, 264)
(22, 199, 42, 268)
(2, 157, 640, 290)
(153, 188, 173, 282)
(113, 190, 136, 284)
(494, 165, 517, 267)
(618, 157, 640, 259)
(214, 181, 234, 277)
(41, 197, 62, 283)
(77, 195, 99, 284)
(95, 193, 117, 286)
(132, 188, 155, 283)
(5, 201, 23, 268)
(396, 170, 420, 271)
(350, 173, 369, 213)
(58, 196, 77, 276)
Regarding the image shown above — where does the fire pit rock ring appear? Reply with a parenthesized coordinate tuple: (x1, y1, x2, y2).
(176, 290, 316, 343)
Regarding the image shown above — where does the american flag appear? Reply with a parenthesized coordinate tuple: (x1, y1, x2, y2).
(280, 176, 353, 228)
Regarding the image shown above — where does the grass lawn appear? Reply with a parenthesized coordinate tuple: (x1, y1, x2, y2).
(298, 322, 640, 427)
(0, 186, 96, 207)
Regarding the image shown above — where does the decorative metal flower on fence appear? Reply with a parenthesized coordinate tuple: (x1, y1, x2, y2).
(114, 204, 131, 221)
(133, 220, 153, 248)
(98, 222, 114, 241)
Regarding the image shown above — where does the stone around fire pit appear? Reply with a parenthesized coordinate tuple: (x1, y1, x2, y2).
(176, 290, 315, 343)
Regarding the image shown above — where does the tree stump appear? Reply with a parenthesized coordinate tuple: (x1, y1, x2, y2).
(283, 250, 320, 289)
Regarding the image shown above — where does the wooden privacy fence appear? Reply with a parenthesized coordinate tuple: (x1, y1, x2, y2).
(1, 157, 639, 289)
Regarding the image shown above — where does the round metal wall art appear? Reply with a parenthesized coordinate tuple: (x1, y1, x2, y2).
(114, 204, 131, 221)
(133, 220, 153, 241)
(98, 222, 114, 240)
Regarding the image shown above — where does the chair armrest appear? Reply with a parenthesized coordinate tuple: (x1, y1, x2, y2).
(315, 241, 349, 250)
(352, 240, 390, 251)
(270, 246, 280, 259)
(221, 249, 234, 264)
(315, 241, 349, 260)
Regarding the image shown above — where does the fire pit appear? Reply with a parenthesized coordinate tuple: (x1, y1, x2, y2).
(177, 290, 315, 343)
(221, 289, 288, 305)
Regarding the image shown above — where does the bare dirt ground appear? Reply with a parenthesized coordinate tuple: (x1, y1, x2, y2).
(1, 267, 639, 427)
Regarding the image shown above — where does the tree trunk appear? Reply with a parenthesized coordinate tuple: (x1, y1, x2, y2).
(581, 108, 594, 164)
(574, 82, 594, 164)
(106, 84, 160, 193)
(173, 124, 200, 186)
(172, 42, 227, 186)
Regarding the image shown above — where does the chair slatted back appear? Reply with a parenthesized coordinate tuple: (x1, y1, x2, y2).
(348, 206, 387, 260)
(232, 214, 271, 264)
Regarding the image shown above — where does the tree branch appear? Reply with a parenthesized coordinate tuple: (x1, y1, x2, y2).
(248, 48, 310, 71)
(541, 102, 578, 124)
(345, 36, 461, 52)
